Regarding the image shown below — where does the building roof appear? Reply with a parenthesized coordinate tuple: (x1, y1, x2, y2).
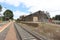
(24, 10, 47, 18)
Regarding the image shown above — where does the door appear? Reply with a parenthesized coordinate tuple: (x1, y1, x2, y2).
(33, 17, 38, 22)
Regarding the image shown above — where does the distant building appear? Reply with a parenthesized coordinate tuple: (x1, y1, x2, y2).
(20, 10, 50, 22)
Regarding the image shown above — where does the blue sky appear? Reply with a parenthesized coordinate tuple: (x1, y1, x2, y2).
(0, 0, 60, 19)
(0, 1, 30, 19)
(0, 2, 30, 14)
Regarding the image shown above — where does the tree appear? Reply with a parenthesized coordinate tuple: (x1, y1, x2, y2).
(46, 11, 50, 18)
(3, 9, 14, 20)
(0, 5, 2, 21)
(0, 5, 2, 12)
(52, 15, 60, 20)
(55, 15, 60, 20)
(52, 17, 55, 20)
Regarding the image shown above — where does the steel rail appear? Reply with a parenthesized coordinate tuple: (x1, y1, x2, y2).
(14, 23, 47, 40)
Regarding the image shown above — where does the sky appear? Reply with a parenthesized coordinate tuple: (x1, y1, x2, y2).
(0, 0, 60, 19)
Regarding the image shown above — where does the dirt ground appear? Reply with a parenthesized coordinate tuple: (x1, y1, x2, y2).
(5, 22, 17, 40)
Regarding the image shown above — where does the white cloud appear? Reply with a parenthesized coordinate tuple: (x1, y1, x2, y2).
(0, 7, 6, 16)
(0, 0, 5, 2)
(50, 11, 60, 18)
(0, 0, 22, 7)
(21, 0, 60, 11)
(22, 0, 60, 17)
(13, 11, 29, 19)
(0, 0, 60, 18)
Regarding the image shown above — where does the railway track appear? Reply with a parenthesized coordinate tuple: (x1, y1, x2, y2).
(14, 23, 47, 40)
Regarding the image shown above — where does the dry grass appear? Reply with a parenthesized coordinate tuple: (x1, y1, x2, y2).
(34, 23, 60, 40)
(19, 22, 60, 40)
